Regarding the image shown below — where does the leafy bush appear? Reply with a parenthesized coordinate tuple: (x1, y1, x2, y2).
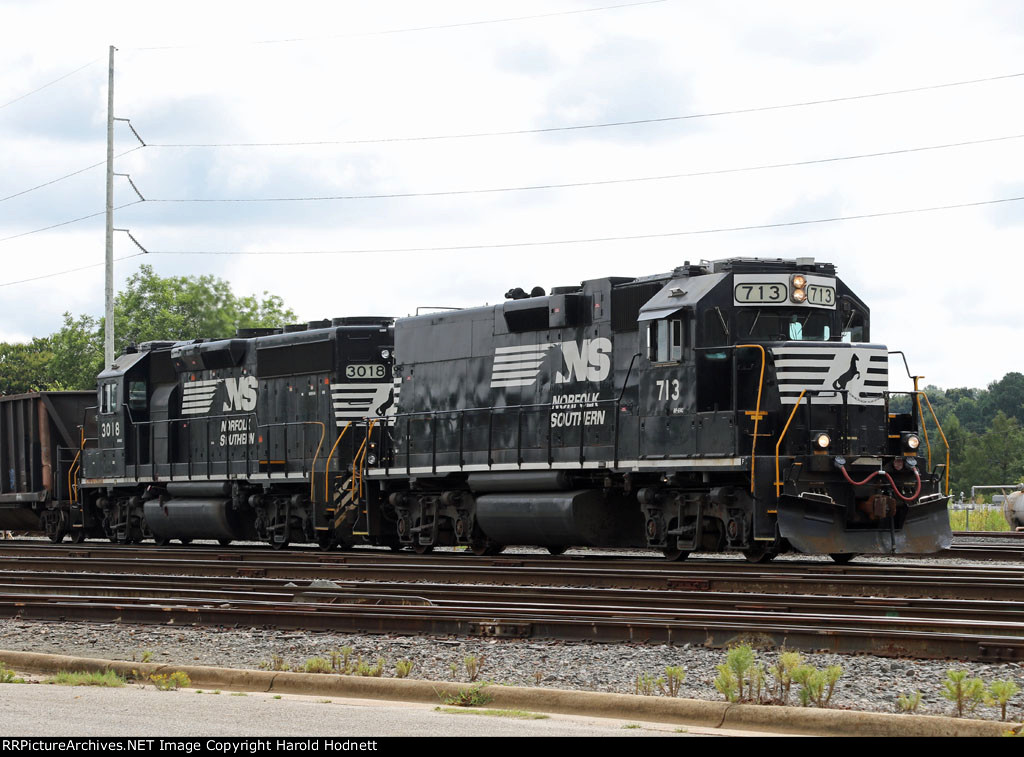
(941, 670, 986, 717)
(897, 690, 922, 713)
(300, 657, 333, 674)
(658, 666, 686, 698)
(986, 679, 1021, 721)
(149, 671, 191, 691)
(439, 683, 492, 707)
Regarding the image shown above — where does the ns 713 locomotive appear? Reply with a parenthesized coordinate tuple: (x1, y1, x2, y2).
(19, 257, 951, 561)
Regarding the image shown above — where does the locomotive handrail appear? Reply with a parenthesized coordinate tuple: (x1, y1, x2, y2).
(307, 422, 326, 502)
(774, 390, 807, 497)
(67, 448, 82, 506)
(770, 386, 844, 498)
(919, 392, 950, 495)
(351, 419, 377, 508)
(386, 397, 623, 475)
(884, 389, 951, 496)
(114, 409, 326, 483)
(735, 344, 766, 494)
(322, 421, 353, 502)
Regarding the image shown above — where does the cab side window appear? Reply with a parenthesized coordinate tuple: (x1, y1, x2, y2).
(100, 383, 118, 414)
(842, 311, 866, 343)
(647, 318, 686, 363)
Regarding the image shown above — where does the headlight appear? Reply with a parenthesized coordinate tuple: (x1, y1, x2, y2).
(790, 273, 808, 303)
(905, 434, 920, 450)
(815, 432, 831, 449)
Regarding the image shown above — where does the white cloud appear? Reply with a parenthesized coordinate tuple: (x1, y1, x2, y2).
(0, 0, 1022, 389)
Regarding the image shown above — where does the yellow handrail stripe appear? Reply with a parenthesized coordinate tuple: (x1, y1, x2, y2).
(774, 390, 807, 497)
(307, 422, 326, 503)
(736, 344, 766, 494)
(323, 422, 353, 502)
(358, 420, 377, 501)
(919, 391, 951, 496)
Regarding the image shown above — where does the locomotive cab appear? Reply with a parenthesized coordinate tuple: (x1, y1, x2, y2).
(636, 258, 950, 556)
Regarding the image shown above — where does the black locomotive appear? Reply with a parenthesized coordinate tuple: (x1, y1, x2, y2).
(371, 257, 951, 560)
(60, 317, 397, 549)
(8, 257, 951, 560)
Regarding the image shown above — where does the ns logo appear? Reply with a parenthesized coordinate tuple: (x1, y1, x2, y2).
(555, 337, 611, 384)
(223, 376, 258, 412)
(490, 337, 612, 389)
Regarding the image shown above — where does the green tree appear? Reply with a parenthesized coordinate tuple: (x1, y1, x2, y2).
(45, 265, 297, 390)
(958, 411, 1024, 490)
(112, 265, 295, 351)
(49, 313, 104, 391)
(0, 338, 56, 394)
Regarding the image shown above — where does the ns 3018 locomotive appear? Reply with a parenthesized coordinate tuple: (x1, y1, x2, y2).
(22, 257, 951, 561)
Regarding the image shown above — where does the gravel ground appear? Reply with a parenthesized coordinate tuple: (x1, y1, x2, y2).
(2, 616, 1023, 723)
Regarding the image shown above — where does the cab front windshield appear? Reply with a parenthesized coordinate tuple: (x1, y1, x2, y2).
(736, 308, 833, 341)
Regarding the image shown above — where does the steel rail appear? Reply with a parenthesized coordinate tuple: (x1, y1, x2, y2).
(0, 551, 1022, 599)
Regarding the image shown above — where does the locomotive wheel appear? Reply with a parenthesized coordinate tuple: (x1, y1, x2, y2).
(270, 538, 290, 550)
(317, 534, 335, 552)
(45, 512, 68, 543)
(153, 536, 170, 547)
(218, 539, 232, 547)
(546, 545, 567, 556)
(742, 546, 777, 563)
(470, 542, 505, 556)
(661, 547, 690, 562)
(179, 538, 192, 545)
(412, 543, 433, 554)
(70, 529, 86, 544)
(829, 553, 857, 564)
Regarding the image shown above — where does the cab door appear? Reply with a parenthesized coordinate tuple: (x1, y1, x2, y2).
(639, 316, 696, 457)
(97, 379, 126, 477)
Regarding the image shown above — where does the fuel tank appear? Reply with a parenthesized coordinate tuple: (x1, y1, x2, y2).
(143, 498, 246, 542)
(474, 489, 645, 548)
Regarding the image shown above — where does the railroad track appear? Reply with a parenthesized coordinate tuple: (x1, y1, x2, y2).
(0, 542, 1022, 598)
(3, 570, 1024, 662)
(2, 544, 1024, 662)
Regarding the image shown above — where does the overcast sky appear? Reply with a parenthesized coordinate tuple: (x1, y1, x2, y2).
(1, 0, 1022, 391)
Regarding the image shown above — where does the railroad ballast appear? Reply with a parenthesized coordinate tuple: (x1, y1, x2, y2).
(2, 257, 952, 561)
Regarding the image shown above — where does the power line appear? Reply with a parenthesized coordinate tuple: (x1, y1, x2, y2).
(145, 132, 1024, 203)
(0, 252, 146, 288)
(148, 70, 1024, 148)
(0, 58, 101, 111)
(130, 0, 667, 50)
(2, 193, 1019, 286)
(0, 201, 142, 244)
(0, 147, 143, 204)
(134, 194, 1024, 256)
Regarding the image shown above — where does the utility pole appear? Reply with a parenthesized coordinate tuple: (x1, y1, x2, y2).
(104, 44, 115, 368)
